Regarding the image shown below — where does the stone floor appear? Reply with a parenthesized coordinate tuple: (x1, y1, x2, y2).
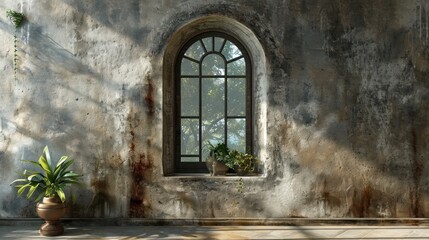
(1, 225, 429, 239)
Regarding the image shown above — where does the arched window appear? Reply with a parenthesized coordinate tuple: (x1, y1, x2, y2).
(163, 16, 267, 176)
(175, 32, 252, 173)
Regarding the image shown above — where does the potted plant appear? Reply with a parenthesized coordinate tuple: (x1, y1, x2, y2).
(228, 150, 259, 176)
(205, 142, 233, 175)
(11, 146, 82, 236)
(6, 10, 25, 81)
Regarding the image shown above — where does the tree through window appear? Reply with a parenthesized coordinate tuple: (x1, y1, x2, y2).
(175, 32, 252, 173)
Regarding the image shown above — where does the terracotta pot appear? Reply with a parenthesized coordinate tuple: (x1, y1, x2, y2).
(36, 196, 66, 236)
(212, 159, 229, 176)
(235, 166, 249, 176)
(206, 156, 215, 175)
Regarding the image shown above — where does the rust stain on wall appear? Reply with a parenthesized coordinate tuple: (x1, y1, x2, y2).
(129, 130, 136, 152)
(350, 184, 372, 217)
(409, 126, 423, 217)
(89, 178, 115, 217)
(144, 77, 155, 115)
(129, 153, 153, 217)
(128, 114, 154, 217)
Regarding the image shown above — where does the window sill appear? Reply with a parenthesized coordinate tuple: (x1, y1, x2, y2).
(164, 173, 265, 179)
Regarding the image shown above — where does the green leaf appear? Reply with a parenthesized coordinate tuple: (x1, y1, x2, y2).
(17, 184, 30, 197)
(55, 156, 69, 168)
(27, 174, 42, 182)
(21, 160, 42, 169)
(38, 156, 52, 175)
(43, 146, 53, 169)
(27, 183, 40, 199)
(10, 179, 28, 185)
(59, 179, 80, 185)
(34, 191, 45, 203)
(63, 172, 81, 178)
(53, 158, 73, 179)
(56, 189, 66, 203)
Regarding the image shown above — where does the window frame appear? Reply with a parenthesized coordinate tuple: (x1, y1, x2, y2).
(174, 31, 253, 173)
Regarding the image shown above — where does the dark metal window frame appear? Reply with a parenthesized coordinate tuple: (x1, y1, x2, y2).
(174, 31, 253, 173)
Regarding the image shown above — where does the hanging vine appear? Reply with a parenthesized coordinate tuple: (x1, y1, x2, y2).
(6, 10, 25, 81)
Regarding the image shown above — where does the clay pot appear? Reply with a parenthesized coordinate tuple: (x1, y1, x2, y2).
(36, 196, 66, 236)
(234, 166, 249, 176)
(212, 159, 229, 176)
(206, 156, 215, 175)
(206, 156, 229, 176)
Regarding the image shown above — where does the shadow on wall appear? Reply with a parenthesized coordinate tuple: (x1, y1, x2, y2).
(59, 0, 429, 218)
(264, 0, 429, 218)
(2, 0, 429, 219)
(0, 4, 140, 217)
(58, 0, 150, 44)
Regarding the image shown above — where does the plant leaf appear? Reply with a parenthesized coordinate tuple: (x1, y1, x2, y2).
(10, 179, 28, 185)
(53, 156, 69, 177)
(38, 155, 51, 175)
(56, 189, 66, 203)
(54, 158, 74, 179)
(34, 191, 45, 203)
(43, 146, 53, 169)
(17, 184, 30, 197)
(26, 183, 40, 199)
(63, 172, 81, 178)
(21, 160, 42, 169)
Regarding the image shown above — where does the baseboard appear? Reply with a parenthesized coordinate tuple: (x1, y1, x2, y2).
(1, 218, 429, 226)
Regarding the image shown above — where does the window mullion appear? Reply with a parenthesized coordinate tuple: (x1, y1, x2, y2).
(200, 39, 207, 53)
(199, 61, 202, 163)
(224, 60, 228, 147)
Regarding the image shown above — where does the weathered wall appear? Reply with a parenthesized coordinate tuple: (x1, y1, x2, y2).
(1, 0, 429, 218)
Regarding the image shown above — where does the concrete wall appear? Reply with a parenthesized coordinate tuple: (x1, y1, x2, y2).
(1, 0, 428, 218)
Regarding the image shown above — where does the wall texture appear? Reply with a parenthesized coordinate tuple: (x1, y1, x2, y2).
(1, 0, 429, 219)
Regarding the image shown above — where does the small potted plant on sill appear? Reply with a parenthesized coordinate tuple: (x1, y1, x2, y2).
(205, 142, 233, 176)
(11, 146, 82, 236)
(228, 150, 259, 176)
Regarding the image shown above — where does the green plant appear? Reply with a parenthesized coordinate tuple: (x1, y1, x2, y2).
(6, 10, 25, 28)
(228, 150, 259, 174)
(205, 142, 233, 166)
(236, 177, 244, 194)
(6, 10, 25, 81)
(11, 146, 82, 203)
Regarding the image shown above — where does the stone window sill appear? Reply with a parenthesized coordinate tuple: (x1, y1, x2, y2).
(164, 173, 265, 179)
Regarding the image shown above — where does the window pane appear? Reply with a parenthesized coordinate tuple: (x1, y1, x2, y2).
(202, 119, 225, 162)
(202, 77, 225, 161)
(181, 58, 199, 75)
(202, 54, 225, 75)
(181, 78, 199, 116)
(227, 57, 245, 75)
(202, 37, 213, 52)
(227, 118, 246, 153)
(181, 157, 199, 163)
(227, 78, 246, 116)
(181, 119, 199, 155)
(222, 41, 242, 61)
(214, 37, 225, 52)
(185, 41, 205, 60)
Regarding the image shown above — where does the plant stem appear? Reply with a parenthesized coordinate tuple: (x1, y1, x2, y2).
(13, 29, 17, 81)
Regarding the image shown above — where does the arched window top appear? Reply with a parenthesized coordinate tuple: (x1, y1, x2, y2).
(180, 33, 248, 78)
(183, 36, 244, 61)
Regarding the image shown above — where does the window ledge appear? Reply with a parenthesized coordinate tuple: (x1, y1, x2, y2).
(164, 173, 265, 179)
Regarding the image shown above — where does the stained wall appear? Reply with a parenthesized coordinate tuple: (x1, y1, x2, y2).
(0, 0, 429, 218)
